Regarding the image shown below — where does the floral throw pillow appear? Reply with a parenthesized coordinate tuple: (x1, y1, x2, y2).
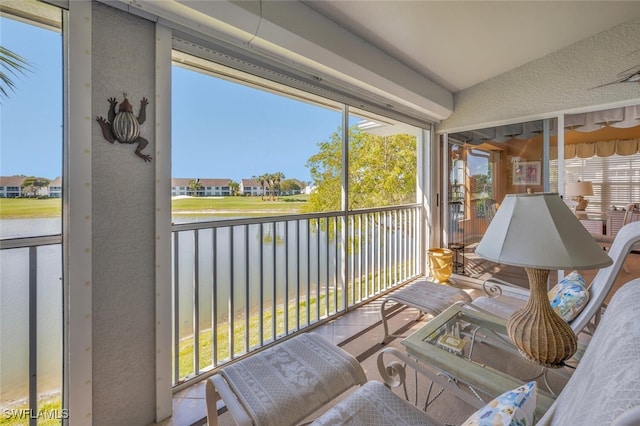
(548, 271, 589, 322)
(461, 381, 537, 426)
(553, 270, 587, 289)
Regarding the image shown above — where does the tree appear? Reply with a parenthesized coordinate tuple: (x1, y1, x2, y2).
(254, 172, 285, 201)
(303, 129, 344, 212)
(188, 179, 202, 196)
(264, 173, 275, 201)
(302, 126, 417, 213)
(1, 46, 31, 101)
(253, 174, 268, 200)
(229, 180, 240, 196)
(22, 176, 50, 198)
(271, 172, 285, 200)
(280, 179, 302, 195)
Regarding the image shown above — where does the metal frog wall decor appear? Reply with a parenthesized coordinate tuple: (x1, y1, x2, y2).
(96, 93, 152, 162)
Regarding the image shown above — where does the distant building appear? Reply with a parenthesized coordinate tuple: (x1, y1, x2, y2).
(0, 176, 26, 198)
(198, 178, 232, 196)
(240, 179, 264, 196)
(171, 178, 232, 196)
(171, 178, 192, 196)
(5, 176, 304, 198)
(49, 176, 63, 198)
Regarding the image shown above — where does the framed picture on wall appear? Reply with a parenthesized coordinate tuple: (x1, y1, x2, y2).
(513, 161, 541, 185)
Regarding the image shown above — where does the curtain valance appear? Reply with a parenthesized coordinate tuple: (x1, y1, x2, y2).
(550, 138, 640, 160)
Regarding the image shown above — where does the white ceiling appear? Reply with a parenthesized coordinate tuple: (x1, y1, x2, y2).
(302, 1, 640, 93)
(122, 0, 640, 122)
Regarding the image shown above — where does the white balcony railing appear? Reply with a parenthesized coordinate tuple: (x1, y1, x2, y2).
(170, 204, 423, 387)
(0, 204, 424, 413)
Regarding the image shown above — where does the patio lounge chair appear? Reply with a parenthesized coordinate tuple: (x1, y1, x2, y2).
(471, 220, 640, 336)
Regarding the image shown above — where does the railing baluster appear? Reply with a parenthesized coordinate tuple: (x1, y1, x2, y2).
(349, 215, 354, 303)
(334, 216, 340, 311)
(398, 210, 403, 282)
(391, 211, 395, 287)
(244, 224, 249, 353)
(212, 228, 218, 367)
(382, 212, 387, 290)
(316, 218, 321, 319)
(284, 221, 289, 336)
(229, 227, 234, 359)
(364, 213, 376, 295)
(173, 232, 180, 383)
(296, 219, 300, 331)
(305, 219, 317, 325)
(29, 246, 37, 426)
(413, 207, 417, 276)
(324, 218, 330, 316)
(194, 230, 200, 374)
(357, 214, 362, 300)
(403, 209, 407, 280)
(271, 222, 277, 341)
(259, 223, 264, 345)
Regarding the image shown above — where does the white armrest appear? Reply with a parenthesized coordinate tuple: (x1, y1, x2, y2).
(482, 277, 529, 300)
(207, 374, 254, 426)
(376, 346, 487, 411)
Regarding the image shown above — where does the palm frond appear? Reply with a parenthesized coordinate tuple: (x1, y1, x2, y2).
(0, 46, 32, 99)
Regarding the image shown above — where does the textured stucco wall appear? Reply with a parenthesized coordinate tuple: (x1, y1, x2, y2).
(91, 3, 156, 424)
(439, 17, 640, 132)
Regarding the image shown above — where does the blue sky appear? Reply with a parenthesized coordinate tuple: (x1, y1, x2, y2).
(1, 15, 348, 183)
(1, 17, 63, 179)
(172, 66, 342, 183)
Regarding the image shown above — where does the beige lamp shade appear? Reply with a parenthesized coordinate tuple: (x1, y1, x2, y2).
(475, 193, 612, 367)
(475, 193, 611, 270)
(565, 181, 594, 197)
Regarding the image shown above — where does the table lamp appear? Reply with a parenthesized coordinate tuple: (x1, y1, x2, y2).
(566, 181, 593, 211)
(475, 193, 612, 367)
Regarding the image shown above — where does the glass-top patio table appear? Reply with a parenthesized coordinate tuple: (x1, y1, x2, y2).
(401, 303, 571, 420)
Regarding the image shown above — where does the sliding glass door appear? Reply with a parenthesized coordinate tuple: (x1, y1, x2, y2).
(444, 119, 556, 286)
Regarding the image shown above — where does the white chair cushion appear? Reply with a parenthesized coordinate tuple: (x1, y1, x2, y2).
(310, 381, 437, 425)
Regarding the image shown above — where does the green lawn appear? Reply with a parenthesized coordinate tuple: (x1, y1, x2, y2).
(0, 195, 309, 219)
(0, 198, 62, 219)
(172, 194, 308, 217)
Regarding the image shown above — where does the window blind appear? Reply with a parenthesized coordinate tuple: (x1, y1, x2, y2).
(552, 153, 640, 214)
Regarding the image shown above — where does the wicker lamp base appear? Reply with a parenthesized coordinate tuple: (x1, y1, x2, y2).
(507, 267, 578, 368)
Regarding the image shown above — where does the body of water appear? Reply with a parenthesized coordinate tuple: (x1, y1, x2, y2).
(1, 218, 63, 405)
(1, 215, 411, 403)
